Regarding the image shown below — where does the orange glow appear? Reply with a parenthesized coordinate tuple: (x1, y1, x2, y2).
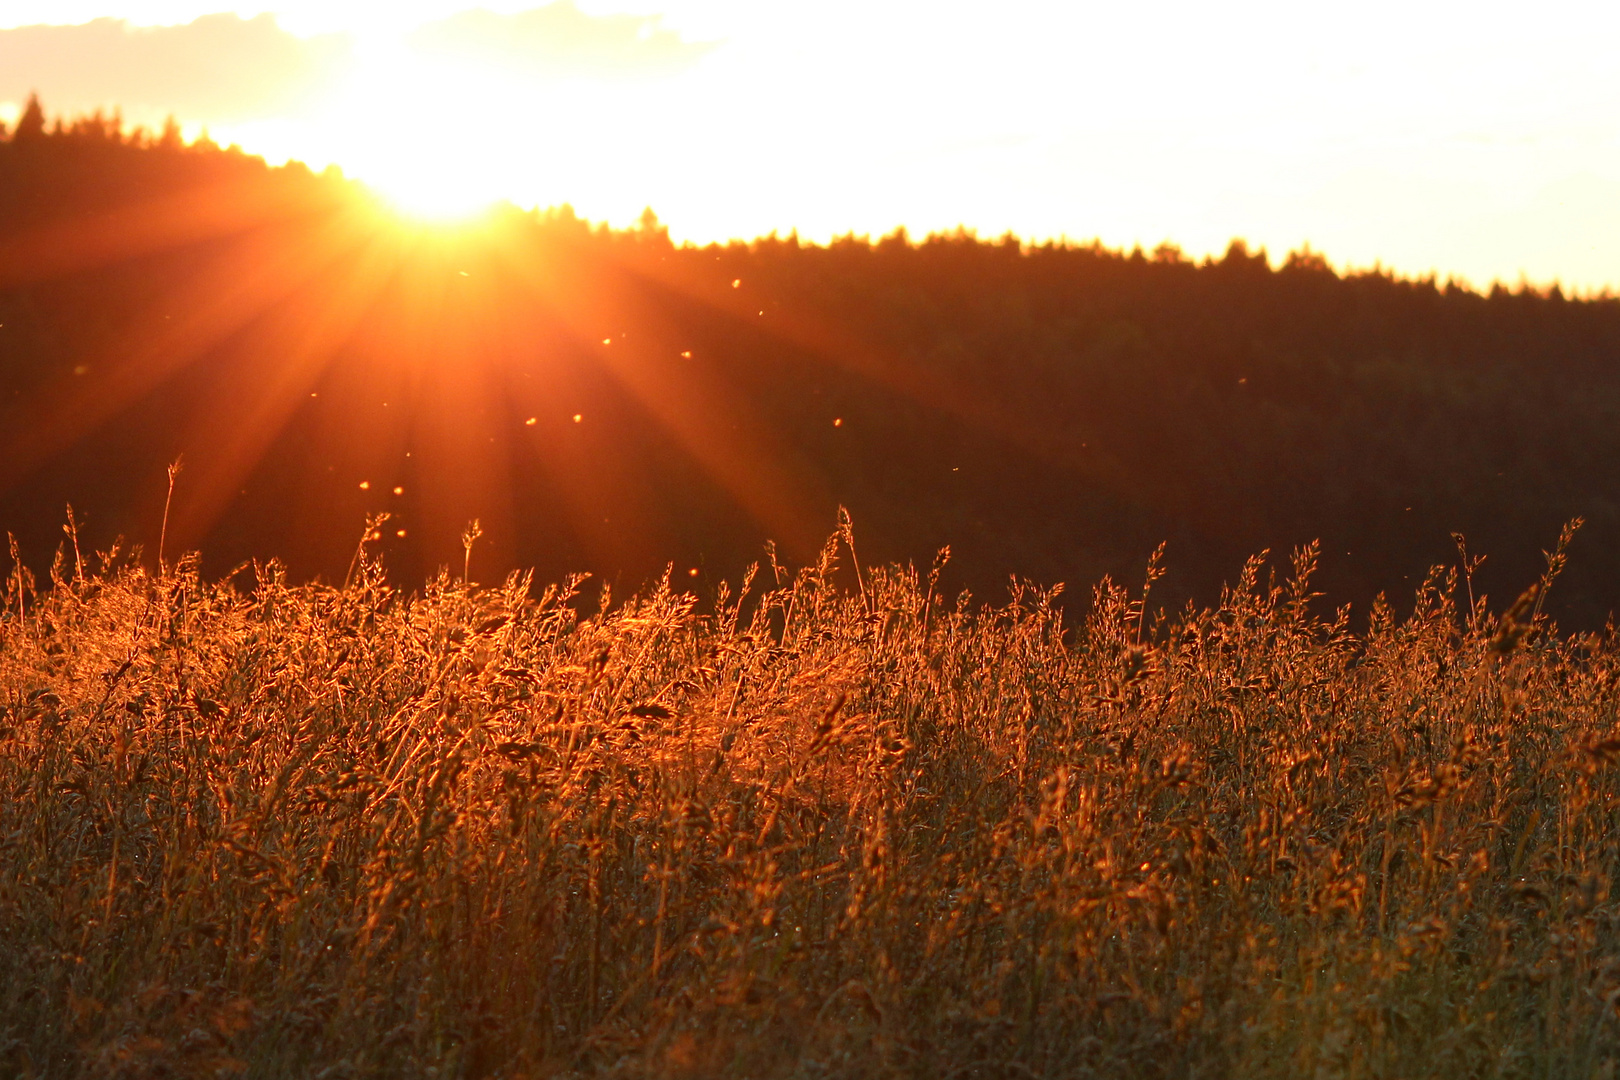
(376, 185, 499, 225)
(0, 162, 858, 580)
(5, 3, 1619, 289)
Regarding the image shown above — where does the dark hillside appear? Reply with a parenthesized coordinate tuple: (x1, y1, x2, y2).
(2, 107, 1618, 621)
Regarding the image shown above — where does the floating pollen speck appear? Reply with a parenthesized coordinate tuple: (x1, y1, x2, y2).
(731, 279, 741, 288)
(393, 486, 404, 495)
(680, 351, 692, 358)
(358, 481, 370, 490)
(396, 529, 407, 538)
(688, 568, 699, 576)
(573, 413, 583, 423)
(602, 338, 612, 345)
(525, 417, 537, 425)
(833, 418, 843, 427)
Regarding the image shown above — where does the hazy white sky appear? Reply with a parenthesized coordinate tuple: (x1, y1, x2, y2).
(3, 1, 1618, 291)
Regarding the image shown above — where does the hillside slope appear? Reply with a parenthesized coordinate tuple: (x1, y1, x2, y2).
(2, 113, 1618, 621)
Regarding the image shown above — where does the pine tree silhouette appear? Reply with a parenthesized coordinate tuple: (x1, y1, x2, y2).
(159, 116, 184, 151)
(13, 93, 46, 142)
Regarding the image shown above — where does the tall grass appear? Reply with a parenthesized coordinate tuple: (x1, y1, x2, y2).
(2, 519, 1618, 1079)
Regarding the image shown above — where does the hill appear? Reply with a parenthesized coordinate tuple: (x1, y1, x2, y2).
(2, 103, 1619, 622)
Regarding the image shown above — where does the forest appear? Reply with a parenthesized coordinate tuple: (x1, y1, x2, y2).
(2, 97, 1619, 624)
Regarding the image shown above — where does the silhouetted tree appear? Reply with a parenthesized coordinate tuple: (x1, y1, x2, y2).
(12, 93, 45, 142)
(158, 116, 184, 151)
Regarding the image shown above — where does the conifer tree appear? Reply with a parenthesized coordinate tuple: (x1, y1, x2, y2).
(13, 93, 45, 142)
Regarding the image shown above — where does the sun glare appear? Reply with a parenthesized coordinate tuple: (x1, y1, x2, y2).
(371, 172, 500, 224)
(309, 35, 525, 224)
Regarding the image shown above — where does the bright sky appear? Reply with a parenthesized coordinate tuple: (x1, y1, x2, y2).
(3, 1, 1619, 292)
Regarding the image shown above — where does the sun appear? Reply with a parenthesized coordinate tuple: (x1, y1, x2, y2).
(368, 169, 502, 224)
(312, 35, 525, 224)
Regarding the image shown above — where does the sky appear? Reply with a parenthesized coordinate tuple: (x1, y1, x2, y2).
(2, 1, 1618, 292)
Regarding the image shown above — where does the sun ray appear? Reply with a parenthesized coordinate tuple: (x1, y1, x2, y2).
(486, 222, 838, 564)
(0, 200, 382, 497)
(0, 173, 341, 292)
(623, 240, 1130, 482)
(166, 225, 411, 552)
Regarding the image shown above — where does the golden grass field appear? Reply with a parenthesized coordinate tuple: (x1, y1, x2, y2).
(3, 515, 1619, 1079)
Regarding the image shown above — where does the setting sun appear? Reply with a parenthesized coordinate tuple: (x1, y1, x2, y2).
(292, 34, 521, 221)
(367, 167, 501, 223)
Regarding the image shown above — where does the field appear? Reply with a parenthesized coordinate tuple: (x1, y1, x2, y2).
(3, 517, 1620, 1079)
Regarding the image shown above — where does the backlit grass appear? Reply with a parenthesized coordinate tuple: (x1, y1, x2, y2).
(2, 518, 1618, 1078)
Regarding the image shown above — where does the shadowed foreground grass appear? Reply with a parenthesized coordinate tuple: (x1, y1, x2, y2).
(3, 520, 1619, 1079)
